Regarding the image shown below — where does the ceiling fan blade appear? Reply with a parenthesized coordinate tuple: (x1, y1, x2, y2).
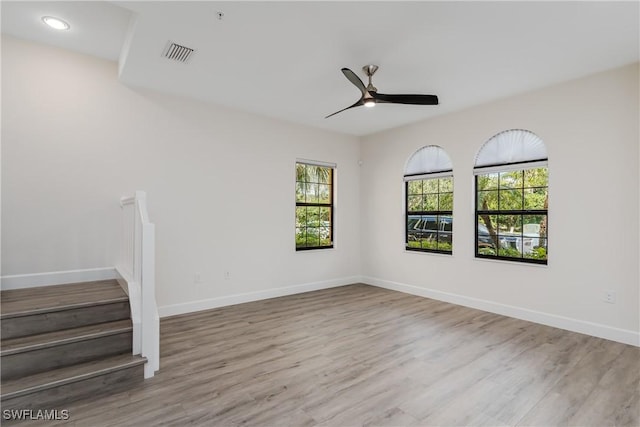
(341, 68, 367, 96)
(325, 99, 364, 119)
(372, 93, 439, 105)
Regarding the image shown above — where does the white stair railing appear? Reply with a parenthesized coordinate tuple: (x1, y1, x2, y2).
(117, 191, 159, 378)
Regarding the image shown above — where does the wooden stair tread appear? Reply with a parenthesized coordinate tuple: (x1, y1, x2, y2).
(1, 319, 133, 355)
(1, 280, 127, 318)
(1, 354, 146, 399)
(0, 279, 146, 410)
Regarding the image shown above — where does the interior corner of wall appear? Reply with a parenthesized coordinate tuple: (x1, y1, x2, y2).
(118, 12, 139, 79)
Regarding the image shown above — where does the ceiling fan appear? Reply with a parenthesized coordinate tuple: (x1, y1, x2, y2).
(326, 65, 439, 118)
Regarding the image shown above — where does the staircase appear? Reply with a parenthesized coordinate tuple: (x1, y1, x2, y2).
(0, 280, 146, 412)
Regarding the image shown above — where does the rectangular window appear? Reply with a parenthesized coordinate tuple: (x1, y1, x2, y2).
(475, 167, 548, 264)
(405, 175, 453, 254)
(296, 162, 334, 250)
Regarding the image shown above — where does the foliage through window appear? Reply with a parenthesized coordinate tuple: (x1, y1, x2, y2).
(406, 177, 453, 253)
(404, 145, 453, 254)
(296, 162, 334, 250)
(475, 130, 548, 264)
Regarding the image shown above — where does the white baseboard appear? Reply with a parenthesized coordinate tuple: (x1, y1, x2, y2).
(159, 276, 361, 318)
(362, 276, 640, 347)
(8, 268, 634, 347)
(1, 267, 118, 290)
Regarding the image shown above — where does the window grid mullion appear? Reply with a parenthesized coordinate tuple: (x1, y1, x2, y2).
(476, 210, 549, 219)
(475, 167, 547, 264)
(406, 177, 453, 254)
(296, 163, 333, 251)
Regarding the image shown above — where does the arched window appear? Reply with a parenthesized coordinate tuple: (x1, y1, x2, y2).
(474, 129, 548, 264)
(404, 146, 453, 254)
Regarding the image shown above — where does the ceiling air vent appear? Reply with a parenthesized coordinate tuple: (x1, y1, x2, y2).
(162, 41, 195, 63)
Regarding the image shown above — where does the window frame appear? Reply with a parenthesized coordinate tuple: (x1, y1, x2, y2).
(295, 161, 335, 251)
(405, 171, 454, 255)
(474, 163, 548, 265)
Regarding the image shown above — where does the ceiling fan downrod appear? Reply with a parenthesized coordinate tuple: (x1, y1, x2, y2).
(363, 64, 378, 92)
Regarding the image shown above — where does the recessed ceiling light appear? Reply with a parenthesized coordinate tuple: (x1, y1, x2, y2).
(42, 16, 70, 30)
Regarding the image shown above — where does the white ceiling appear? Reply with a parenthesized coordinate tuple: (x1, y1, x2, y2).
(2, 1, 639, 136)
(1, 1, 132, 61)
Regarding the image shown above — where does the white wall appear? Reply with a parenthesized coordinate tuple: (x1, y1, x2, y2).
(1, 36, 362, 311)
(2, 35, 638, 344)
(360, 63, 639, 342)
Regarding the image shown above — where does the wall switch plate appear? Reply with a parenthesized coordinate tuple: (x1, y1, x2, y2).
(194, 272, 202, 284)
(224, 270, 231, 280)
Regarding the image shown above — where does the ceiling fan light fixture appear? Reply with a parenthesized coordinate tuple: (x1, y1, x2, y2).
(42, 16, 70, 30)
(325, 65, 438, 119)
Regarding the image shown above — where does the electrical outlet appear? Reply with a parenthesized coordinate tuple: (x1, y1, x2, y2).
(224, 270, 231, 280)
(604, 290, 616, 304)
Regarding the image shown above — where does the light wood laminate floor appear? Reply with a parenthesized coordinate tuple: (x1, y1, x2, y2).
(32, 284, 639, 426)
